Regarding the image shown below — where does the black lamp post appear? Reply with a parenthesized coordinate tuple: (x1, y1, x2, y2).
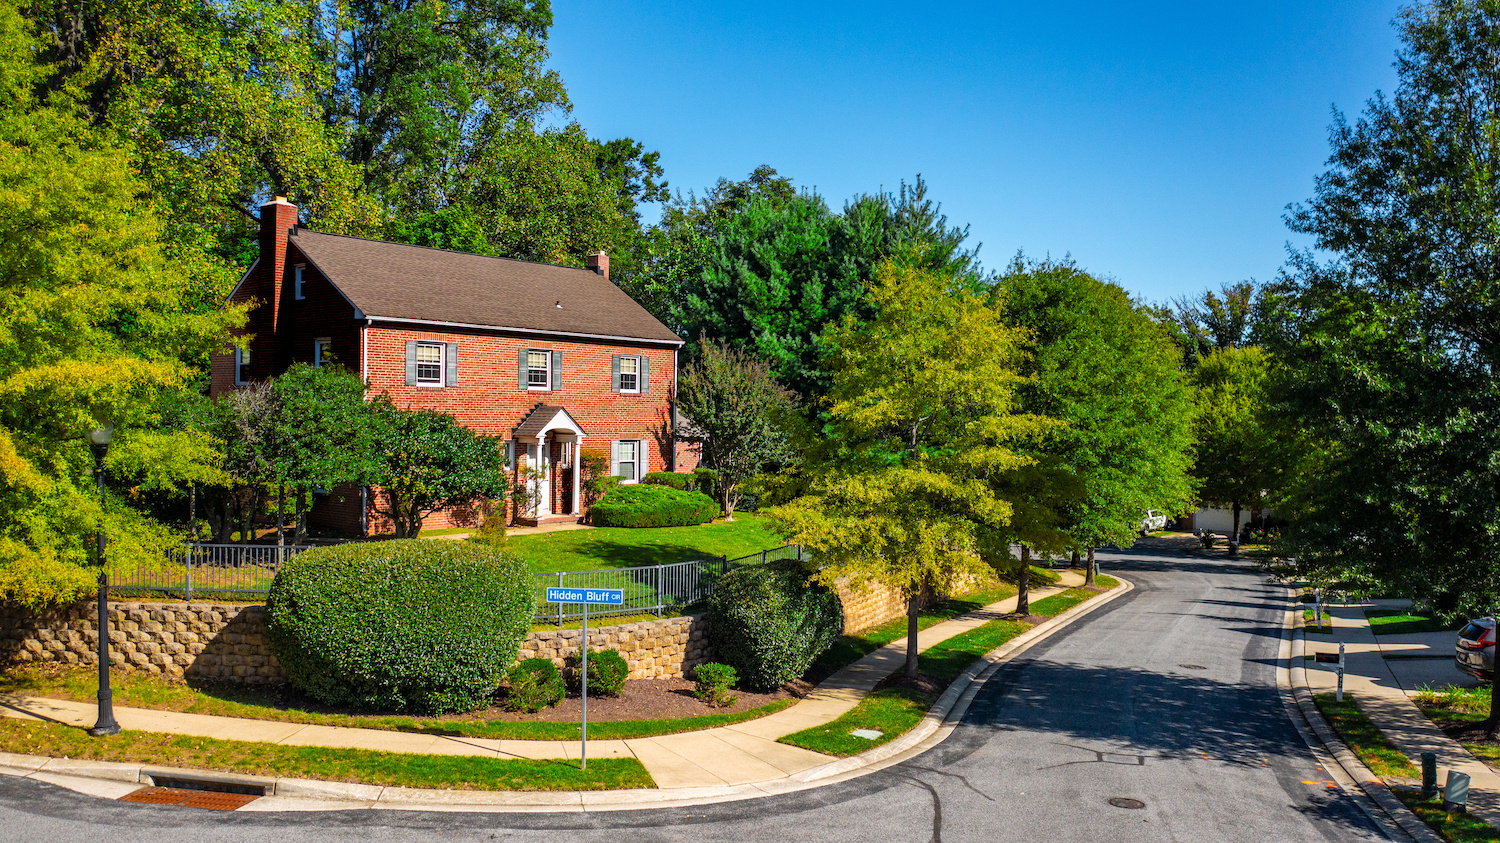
(87, 425, 120, 737)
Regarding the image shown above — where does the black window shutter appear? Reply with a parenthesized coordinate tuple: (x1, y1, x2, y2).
(611, 356, 621, 392)
(551, 350, 562, 390)
(518, 348, 527, 389)
(446, 343, 458, 386)
(640, 356, 650, 394)
(405, 341, 417, 385)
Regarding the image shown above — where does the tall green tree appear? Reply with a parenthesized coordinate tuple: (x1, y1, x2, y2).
(1159, 281, 1262, 368)
(1266, 0, 1500, 733)
(0, 0, 241, 605)
(676, 337, 799, 519)
(766, 261, 1043, 682)
(994, 258, 1197, 587)
(1190, 347, 1279, 552)
(365, 398, 507, 538)
(268, 365, 378, 544)
(665, 171, 986, 404)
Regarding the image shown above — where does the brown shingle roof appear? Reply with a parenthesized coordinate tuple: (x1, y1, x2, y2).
(513, 404, 585, 439)
(289, 229, 681, 344)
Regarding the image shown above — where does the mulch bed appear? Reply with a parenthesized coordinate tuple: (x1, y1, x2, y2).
(1433, 719, 1500, 752)
(472, 677, 800, 723)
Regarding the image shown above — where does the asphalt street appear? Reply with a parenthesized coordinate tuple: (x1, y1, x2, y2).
(0, 538, 1389, 842)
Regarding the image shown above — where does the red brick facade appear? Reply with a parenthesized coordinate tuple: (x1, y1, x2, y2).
(210, 198, 687, 535)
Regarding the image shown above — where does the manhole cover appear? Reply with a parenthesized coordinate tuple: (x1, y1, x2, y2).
(1179, 664, 1207, 670)
(1108, 797, 1146, 810)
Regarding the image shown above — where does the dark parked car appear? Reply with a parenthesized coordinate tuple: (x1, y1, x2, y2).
(1456, 617, 1495, 680)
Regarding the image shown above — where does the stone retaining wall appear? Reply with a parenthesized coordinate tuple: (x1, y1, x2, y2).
(0, 601, 712, 684)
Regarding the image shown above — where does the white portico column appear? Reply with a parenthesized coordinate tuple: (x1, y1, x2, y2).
(572, 435, 585, 516)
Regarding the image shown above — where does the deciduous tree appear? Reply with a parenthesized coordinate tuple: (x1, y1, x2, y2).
(365, 398, 507, 538)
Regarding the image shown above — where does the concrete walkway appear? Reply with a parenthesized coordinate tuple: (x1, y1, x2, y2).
(1303, 599, 1500, 828)
(1, 572, 1088, 792)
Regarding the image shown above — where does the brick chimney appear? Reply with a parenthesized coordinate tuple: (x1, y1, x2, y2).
(587, 250, 609, 281)
(260, 196, 299, 331)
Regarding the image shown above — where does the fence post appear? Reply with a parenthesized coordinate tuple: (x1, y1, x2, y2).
(557, 572, 564, 626)
(656, 564, 664, 617)
(185, 547, 193, 603)
(761, 550, 768, 566)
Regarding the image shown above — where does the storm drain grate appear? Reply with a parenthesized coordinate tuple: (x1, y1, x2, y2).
(1108, 797, 1146, 810)
(1178, 664, 1207, 670)
(120, 786, 259, 811)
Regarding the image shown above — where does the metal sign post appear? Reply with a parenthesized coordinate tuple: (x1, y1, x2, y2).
(1314, 587, 1323, 632)
(545, 587, 625, 771)
(1337, 642, 1346, 702)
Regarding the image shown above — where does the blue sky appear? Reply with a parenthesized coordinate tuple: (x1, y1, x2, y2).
(547, 2, 1406, 304)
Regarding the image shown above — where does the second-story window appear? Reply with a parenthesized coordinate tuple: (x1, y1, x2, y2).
(527, 350, 551, 389)
(619, 356, 639, 392)
(415, 341, 444, 385)
(293, 265, 305, 300)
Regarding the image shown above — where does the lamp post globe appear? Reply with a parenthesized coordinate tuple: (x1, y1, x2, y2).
(87, 424, 120, 737)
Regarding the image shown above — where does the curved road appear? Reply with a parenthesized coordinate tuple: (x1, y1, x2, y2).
(0, 539, 1389, 842)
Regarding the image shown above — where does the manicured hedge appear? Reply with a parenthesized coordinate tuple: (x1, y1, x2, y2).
(590, 483, 719, 528)
(265, 540, 534, 715)
(643, 469, 718, 497)
(705, 561, 843, 692)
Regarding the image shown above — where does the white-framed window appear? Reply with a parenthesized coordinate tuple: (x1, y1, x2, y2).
(504, 439, 515, 471)
(313, 338, 331, 368)
(527, 350, 551, 390)
(415, 341, 445, 386)
(619, 355, 639, 393)
(234, 346, 251, 385)
(293, 265, 305, 300)
(616, 440, 638, 482)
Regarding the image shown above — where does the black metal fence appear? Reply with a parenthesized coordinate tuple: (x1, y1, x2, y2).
(107, 542, 805, 623)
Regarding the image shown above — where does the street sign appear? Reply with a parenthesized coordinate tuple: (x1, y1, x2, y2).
(545, 587, 624, 605)
(543, 586, 625, 769)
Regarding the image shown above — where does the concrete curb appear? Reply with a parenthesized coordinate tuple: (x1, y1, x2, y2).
(1284, 592, 1441, 843)
(0, 576, 1134, 813)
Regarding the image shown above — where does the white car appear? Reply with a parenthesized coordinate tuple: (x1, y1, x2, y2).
(1139, 510, 1168, 536)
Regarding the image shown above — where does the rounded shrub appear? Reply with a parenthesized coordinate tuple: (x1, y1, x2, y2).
(693, 662, 738, 708)
(264, 539, 534, 715)
(506, 658, 565, 712)
(705, 561, 843, 692)
(566, 648, 629, 697)
(642, 471, 695, 491)
(590, 483, 719, 528)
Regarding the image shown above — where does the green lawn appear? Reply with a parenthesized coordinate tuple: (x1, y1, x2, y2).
(502, 514, 784, 574)
(1366, 608, 1462, 636)
(1304, 607, 1333, 634)
(1394, 792, 1500, 843)
(0, 665, 792, 742)
(778, 687, 934, 756)
(0, 718, 652, 791)
(917, 617, 1033, 682)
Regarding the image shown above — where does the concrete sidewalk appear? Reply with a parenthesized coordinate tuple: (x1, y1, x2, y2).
(1303, 599, 1500, 829)
(1, 572, 1088, 792)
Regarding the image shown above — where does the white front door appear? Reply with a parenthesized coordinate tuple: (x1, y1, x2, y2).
(534, 441, 550, 516)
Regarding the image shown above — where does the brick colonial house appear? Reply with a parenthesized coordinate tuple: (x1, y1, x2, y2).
(210, 197, 693, 533)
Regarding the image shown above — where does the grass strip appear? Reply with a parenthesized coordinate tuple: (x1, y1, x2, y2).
(809, 580, 1021, 677)
(1393, 791, 1500, 843)
(1031, 588, 1095, 618)
(1312, 692, 1419, 779)
(1366, 608, 1461, 636)
(917, 618, 1033, 682)
(0, 666, 791, 741)
(0, 719, 653, 791)
(778, 687, 935, 756)
(1095, 574, 1119, 589)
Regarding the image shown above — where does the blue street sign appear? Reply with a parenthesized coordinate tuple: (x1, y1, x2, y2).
(545, 587, 625, 605)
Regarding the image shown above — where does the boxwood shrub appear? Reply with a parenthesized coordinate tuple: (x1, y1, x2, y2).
(506, 658, 565, 712)
(265, 540, 534, 715)
(643, 469, 719, 497)
(566, 648, 629, 697)
(705, 561, 843, 692)
(590, 483, 719, 528)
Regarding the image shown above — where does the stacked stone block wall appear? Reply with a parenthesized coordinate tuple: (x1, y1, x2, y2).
(519, 615, 710, 680)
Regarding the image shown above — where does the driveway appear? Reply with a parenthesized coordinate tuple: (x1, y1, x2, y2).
(0, 538, 1389, 842)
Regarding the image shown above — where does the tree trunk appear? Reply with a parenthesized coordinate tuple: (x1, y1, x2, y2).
(188, 482, 196, 542)
(1017, 546, 1031, 616)
(1070, 550, 1080, 570)
(905, 589, 920, 683)
(242, 487, 259, 543)
(293, 488, 307, 545)
(1085, 547, 1097, 587)
(276, 482, 285, 549)
(1231, 501, 1242, 556)
(721, 481, 735, 522)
